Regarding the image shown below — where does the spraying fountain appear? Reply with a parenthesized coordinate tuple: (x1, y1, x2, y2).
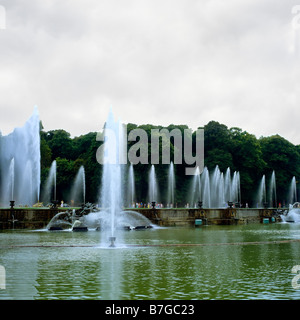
(256, 175, 267, 208)
(70, 165, 86, 206)
(201, 167, 211, 208)
(167, 162, 175, 207)
(0, 107, 40, 206)
(288, 176, 297, 205)
(190, 166, 201, 207)
(99, 110, 124, 245)
(8, 158, 15, 201)
(41, 160, 57, 206)
(189, 166, 240, 208)
(148, 165, 159, 204)
(127, 163, 135, 208)
(96, 110, 153, 246)
(280, 177, 299, 222)
(281, 202, 300, 223)
(269, 171, 277, 208)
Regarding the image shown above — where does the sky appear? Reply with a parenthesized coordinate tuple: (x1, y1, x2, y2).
(0, 0, 299, 145)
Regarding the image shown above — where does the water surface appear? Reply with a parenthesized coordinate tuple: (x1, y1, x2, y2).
(1, 223, 300, 300)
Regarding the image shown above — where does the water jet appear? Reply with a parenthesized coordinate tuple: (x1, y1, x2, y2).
(0, 107, 40, 206)
(109, 236, 116, 247)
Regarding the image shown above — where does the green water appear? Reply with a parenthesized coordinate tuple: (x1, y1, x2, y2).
(1, 223, 300, 300)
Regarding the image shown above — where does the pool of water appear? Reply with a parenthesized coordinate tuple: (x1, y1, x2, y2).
(1, 223, 300, 300)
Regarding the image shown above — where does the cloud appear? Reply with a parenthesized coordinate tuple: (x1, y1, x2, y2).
(0, 0, 299, 145)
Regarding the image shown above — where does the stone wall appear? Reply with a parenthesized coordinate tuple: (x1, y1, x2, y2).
(0, 208, 62, 230)
(0, 207, 273, 230)
(128, 208, 265, 226)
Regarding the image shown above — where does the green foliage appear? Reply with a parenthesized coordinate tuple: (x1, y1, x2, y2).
(45, 129, 73, 160)
(39, 121, 299, 207)
(259, 135, 300, 203)
(204, 121, 233, 171)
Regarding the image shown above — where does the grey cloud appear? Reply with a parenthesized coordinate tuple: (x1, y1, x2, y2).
(0, 0, 299, 144)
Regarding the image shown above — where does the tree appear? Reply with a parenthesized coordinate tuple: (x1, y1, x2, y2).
(39, 120, 300, 207)
(259, 135, 300, 204)
(230, 128, 266, 205)
(45, 130, 73, 161)
(204, 121, 233, 171)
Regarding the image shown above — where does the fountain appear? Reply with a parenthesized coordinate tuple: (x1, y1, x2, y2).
(269, 171, 277, 207)
(167, 161, 175, 207)
(46, 211, 73, 230)
(201, 167, 211, 208)
(281, 202, 300, 223)
(231, 171, 241, 206)
(41, 160, 57, 205)
(288, 176, 297, 205)
(97, 110, 153, 246)
(99, 110, 124, 245)
(190, 166, 201, 207)
(189, 166, 240, 208)
(256, 175, 267, 208)
(8, 158, 14, 201)
(210, 166, 225, 208)
(148, 165, 159, 203)
(127, 163, 135, 207)
(70, 165, 86, 206)
(0, 107, 40, 206)
(224, 167, 231, 203)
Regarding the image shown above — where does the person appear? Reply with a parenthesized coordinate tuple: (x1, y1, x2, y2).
(60, 200, 64, 207)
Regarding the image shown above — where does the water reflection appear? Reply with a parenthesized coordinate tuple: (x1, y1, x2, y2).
(1, 224, 300, 299)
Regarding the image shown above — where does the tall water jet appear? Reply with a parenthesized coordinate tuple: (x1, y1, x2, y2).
(89, 110, 153, 246)
(0, 107, 40, 206)
(20, 160, 34, 205)
(127, 163, 135, 207)
(148, 165, 158, 203)
(167, 162, 175, 207)
(190, 167, 201, 207)
(210, 165, 226, 207)
(256, 175, 266, 208)
(70, 165, 86, 206)
(99, 110, 125, 245)
(269, 171, 277, 207)
(8, 158, 15, 200)
(189, 166, 241, 208)
(288, 176, 297, 205)
(42, 160, 57, 205)
(231, 171, 241, 204)
(201, 167, 211, 208)
(224, 167, 232, 203)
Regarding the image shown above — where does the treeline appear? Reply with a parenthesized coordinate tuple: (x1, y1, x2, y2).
(40, 121, 300, 207)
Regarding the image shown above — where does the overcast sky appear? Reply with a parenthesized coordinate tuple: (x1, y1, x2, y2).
(0, 0, 299, 145)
